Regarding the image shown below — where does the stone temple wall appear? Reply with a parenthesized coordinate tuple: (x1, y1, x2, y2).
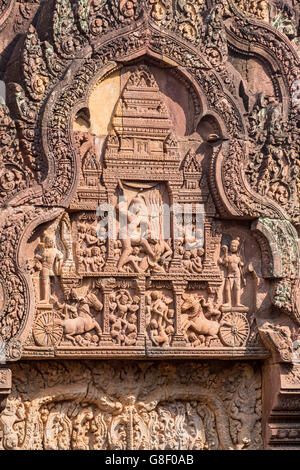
(0, 0, 299, 450)
(1, 360, 262, 450)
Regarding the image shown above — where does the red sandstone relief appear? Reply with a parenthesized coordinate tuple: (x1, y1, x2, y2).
(0, 0, 299, 450)
(0, 360, 262, 450)
(19, 64, 270, 357)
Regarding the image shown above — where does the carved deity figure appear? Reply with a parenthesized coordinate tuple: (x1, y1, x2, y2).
(34, 233, 64, 304)
(120, 0, 137, 18)
(0, 169, 25, 193)
(150, 0, 166, 21)
(179, 217, 204, 274)
(146, 291, 174, 347)
(117, 195, 155, 271)
(218, 238, 247, 309)
(76, 220, 106, 273)
(55, 290, 103, 345)
(109, 290, 139, 346)
(0, 399, 23, 450)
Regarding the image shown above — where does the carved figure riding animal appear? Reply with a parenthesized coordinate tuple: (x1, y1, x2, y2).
(55, 291, 103, 345)
(181, 294, 221, 346)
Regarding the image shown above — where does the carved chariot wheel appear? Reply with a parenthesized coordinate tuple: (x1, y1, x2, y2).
(33, 312, 63, 347)
(219, 312, 250, 347)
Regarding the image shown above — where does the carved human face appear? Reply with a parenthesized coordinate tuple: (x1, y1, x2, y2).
(44, 236, 55, 248)
(182, 23, 195, 40)
(5, 171, 14, 182)
(230, 240, 239, 253)
(151, 291, 162, 301)
(129, 198, 147, 218)
(120, 295, 128, 305)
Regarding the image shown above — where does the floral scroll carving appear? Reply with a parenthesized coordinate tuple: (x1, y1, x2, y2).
(0, 0, 297, 412)
(0, 360, 262, 450)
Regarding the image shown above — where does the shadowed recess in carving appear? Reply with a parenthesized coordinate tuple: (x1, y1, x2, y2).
(0, 360, 263, 450)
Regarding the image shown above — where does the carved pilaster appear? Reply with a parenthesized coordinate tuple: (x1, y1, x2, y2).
(171, 280, 187, 347)
(202, 220, 222, 275)
(135, 277, 146, 346)
(99, 278, 115, 345)
(104, 184, 118, 273)
(169, 187, 182, 273)
(264, 361, 300, 450)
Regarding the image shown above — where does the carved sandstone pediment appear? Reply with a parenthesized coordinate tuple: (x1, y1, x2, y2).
(0, 0, 297, 369)
(0, 0, 299, 452)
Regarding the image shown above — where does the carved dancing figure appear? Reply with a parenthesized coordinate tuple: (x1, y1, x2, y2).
(109, 290, 139, 345)
(116, 195, 156, 272)
(147, 291, 174, 347)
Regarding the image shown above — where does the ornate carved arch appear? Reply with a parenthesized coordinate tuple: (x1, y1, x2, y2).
(0, 0, 299, 451)
(0, 0, 297, 349)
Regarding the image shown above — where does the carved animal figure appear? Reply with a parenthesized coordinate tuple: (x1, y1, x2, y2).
(58, 314, 102, 345)
(56, 293, 103, 345)
(181, 294, 220, 346)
